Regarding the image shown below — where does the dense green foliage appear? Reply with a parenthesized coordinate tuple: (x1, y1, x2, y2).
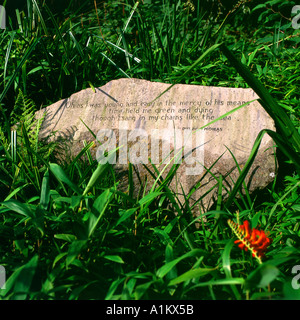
(0, 0, 300, 300)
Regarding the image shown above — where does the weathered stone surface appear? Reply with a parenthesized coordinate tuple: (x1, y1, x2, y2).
(36, 78, 276, 212)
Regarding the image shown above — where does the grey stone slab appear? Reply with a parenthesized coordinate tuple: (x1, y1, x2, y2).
(36, 78, 276, 213)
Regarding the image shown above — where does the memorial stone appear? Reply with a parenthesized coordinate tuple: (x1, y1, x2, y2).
(36, 78, 276, 212)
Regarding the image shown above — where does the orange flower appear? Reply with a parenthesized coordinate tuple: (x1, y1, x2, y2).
(228, 220, 272, 263)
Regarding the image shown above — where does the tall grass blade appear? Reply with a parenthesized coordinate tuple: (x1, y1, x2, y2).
(4, 31, 16, 86)
(165, 243, 177, 280)
(156, 249, 203, 278)
(152, 43, 222, 102)
(225, 146, 252, 208)
(116, 1, 139, 47)
(184, 278, 245, 293)
(40, 169, 50, 210)
(49, 163, 82, 195)
(101, 38, 141, 63)
(168, 267, 215, 286)
(31, 0, 48, 35)
(11, 130, 17, 163)
(222, 239, 241, 299)
(69, 31, 85, 60)
(0, 37, 40, 104)
(70, 141, 95, 171)
(221, 44, 300, 173)
(87, 188, 114, 238)
(224, 129, 267, 209)
(82, 151, 115, 196)
(44, 4, 69, 60)
(116, 207, 138, 226)
(99, 52, 130, 78)
(4, 184, 29, 201)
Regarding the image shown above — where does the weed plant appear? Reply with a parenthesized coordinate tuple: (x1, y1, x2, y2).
(0, 1, 299, 300)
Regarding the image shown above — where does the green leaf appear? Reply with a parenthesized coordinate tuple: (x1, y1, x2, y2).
(134, 281, 155, 300)
(49, 163, 82, 195)
(168, 267, 215, 286)
(116, 208, 138, 226)
(222, 239, 234, 279)
(105, 277, 126, 300)
(1, 199, 33, 218)
(245, 263, 280, 290)
(283, 281, 300, 300)
(156, 249, 203, 278)
(251, 212, 262, 228)
(185, 278, 245, 293)
(54, 234, 77, 243)
(69, 31, 85, 59)
(71, 195, 83, 210)
(68, 281, 98, 300)
(31, 0, 48, 35)
(0, 255, 38, 300)
(66, 240, 88, 268)
(40, 169, 50, 210)
(253, 3, 267, 11)
(87, 188, 114, 238)
(152, 228, 173, 246)
(3, 184, 29, 201)
(52, 252, 68, 269)
(82, 160, 111, 196)
(165, 244, 177, 280)
(222, 239, 242, 299)
(103, 255, 125, 264)
(138, 191, 163, 206)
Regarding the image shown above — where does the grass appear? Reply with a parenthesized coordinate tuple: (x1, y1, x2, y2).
(0, 0, 299, 300)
